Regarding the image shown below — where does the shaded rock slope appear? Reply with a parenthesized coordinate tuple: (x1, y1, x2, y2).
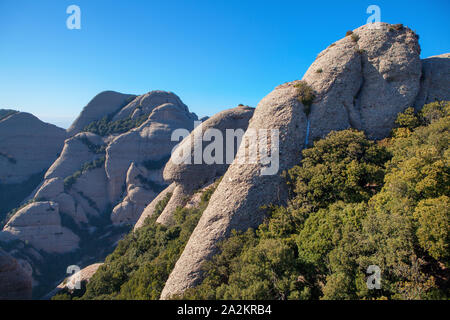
(160, 23, 450, 298)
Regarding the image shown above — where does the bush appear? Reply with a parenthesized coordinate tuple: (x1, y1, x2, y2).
(79, 137, 106, 154)
(346, 30, 353, 36)
(286, 129, 390, 208)
(420, 101, 449, 125)
(395, 107, 420, 130)
(351, 33, 360, 42)
(83, 114, 149, 137)
(294, 81, 315, 115)
(414, 196, 449, 265)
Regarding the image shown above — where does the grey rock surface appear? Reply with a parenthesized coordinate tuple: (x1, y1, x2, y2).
(155, 105, 254, 226)
(45, 132, 104, 180)
(160, 23, 436, 299)
(66, 91, 136, 136)
(134, 182, 176, 230)
(3, 202, 79, 254)
(414, 53, 450, 108)
(110, 162, 159, 225)
(112, 91, 191, 121)
(5, 90, 197, 258)
(0, 112, 66, 184)
(106, 102, 197, 205)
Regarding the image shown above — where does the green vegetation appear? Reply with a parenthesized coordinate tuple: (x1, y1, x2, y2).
(135, 174, 166, 193)
(316, 68, 323, 74)
(390, 24, 404, 32)
(63, 157, 106, 191)
(78, 137, 106, 154)
(294, 81, 315, 116)
(80, 95, 138, 136)
(142, 155, 171, 171)
(351, 33, 360, 43)
(180, 101, 449, 300)
(83, 113, 149, 137)
(345, 30, 353, 36)
(53, 184, 214, 300)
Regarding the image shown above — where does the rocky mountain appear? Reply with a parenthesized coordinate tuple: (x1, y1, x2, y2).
(160, 23, 450, 298)
(0, 111, 67, 185)
(0, 111, 67, 223)
(0, 90, 198, 297)
(66, 91, 137, 136)
(135, 105, 255, 228)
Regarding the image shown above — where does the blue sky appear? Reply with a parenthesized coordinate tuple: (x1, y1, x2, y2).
(0, 0, 449, 128)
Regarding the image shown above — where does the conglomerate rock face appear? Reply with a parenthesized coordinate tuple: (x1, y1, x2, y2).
(0, 112, 67, 185)
(414, 53, 450, 109)
(106, 101, 197, 211)
(66, 91, 137, 136)
(160, 23, 449, 299)
(135, 105, 254, 227)
(134, 183, 176, 230)
(304, 23, 422, 141)
(3, 201, 80, 254)
(161, 80, 306, 299)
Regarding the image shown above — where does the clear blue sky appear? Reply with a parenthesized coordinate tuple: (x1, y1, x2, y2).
(1, 0, 449, 128)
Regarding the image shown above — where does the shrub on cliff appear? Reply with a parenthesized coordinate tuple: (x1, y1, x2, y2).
(294, 81, 315, 115)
